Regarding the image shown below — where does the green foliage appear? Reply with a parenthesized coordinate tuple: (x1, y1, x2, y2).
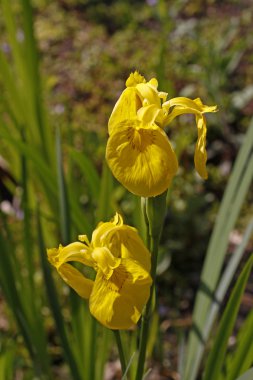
(0, 0, 252, 379)
(202, 255, 253, 380)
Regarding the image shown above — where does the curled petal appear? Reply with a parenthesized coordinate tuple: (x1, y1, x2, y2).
(162, 96, 217, 179)
(47, 242, 93, 269)
(91, 247, 120, 279)
(58, 263, 93, 299)
(47, 243, 95, 299)
(92, 215, 151, 271)
(89, 259, 152, 329)
(106, 121, 178, 197)
(135, 82, 161, 109)
(137, 104, 164, 126)
(194, 114, 208, 179)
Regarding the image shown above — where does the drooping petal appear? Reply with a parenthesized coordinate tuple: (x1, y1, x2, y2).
(194, 114, 208, 179)
(89, 259, 152, 329)
(47, 243, 95, 299)
(162, 96, 217, 179)
(108, 87, 141, 135)
(47, 242, 94, 269)
(163, 97, 217, 125)
(58, 263, 94, 299)
(106, 120, 178, 197)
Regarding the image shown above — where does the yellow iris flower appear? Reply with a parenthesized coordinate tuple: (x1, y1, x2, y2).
(47, 213, 152, 330)
(106, 71, 218, 197)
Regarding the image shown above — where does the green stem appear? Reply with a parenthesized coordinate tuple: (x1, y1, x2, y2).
(135, 236, 159, 380)
(114, 330, 127, 376)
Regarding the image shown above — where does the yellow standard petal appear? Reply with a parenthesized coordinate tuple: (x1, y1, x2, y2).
(106, 120, 178, 197)
(89, 258, 152, 329)
(91, 213, 151, 271)
(125, 71, 146, 87)
(108, 87, 141, 135)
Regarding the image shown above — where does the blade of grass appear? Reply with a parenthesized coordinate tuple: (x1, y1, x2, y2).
(188, 218, 253, 380)
(69, 148, 100, 201)
(96, 328, 112, 380)
(221, 308, 253, 380)
(97, 160, 114, 221)
(20, 0, 54, 163)
(37, 209, 82, 380)
(235, 368, 253, 380)
(0, 349, 15, 380)
(184, 118, 253, 380)
(56, 127, 71, 244)
(56, 128, 94, 379)
(0, 232, 37, 373)
(202, 254, 253, 380)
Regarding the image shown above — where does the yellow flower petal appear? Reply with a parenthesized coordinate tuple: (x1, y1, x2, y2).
(137, 104, 164, 126)
(125, 71, 146, 87)
(106, 121, 178, 197)
(162, 96, 217, 179)
(47, 242, 93, 269)
(136, 82, 161, 108)
(92, 214, 151, 271)
(108, 87, 141, 135)
(47, 243, 94, 299)
(91, 247, 120, 279)
(194, 114, 208, 179)
(58, 263, 93, 299)
(118, 228, 151, 271)
(89, 259, 152, 329)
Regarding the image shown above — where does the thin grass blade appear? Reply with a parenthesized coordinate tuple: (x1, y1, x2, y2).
(184, 118, 253, 380)
(221, 308, 253, 380)
(235, 368, 253, 380)
(202, 254, 253, 380)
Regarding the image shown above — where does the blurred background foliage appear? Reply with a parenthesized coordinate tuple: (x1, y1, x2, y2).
(0, 0, 253, 378)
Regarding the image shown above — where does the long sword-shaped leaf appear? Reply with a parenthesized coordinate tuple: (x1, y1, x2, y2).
(202, 254, 253, 380)
(184, 118, 253, 380)
(235, 368, 253, 380)
(37, 210, 82, 380)
(69, 149, 100, 201)
(187, 218, 253, 379)
(221, 308, 253, 380)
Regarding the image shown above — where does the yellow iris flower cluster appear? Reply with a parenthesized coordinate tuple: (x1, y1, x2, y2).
(47, 213, 152, 329)
(48, 72, 217, 330)
(106, 71, 217, 197)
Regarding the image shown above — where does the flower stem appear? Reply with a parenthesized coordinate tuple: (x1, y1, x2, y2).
(135, 194, 166, 380)
(113, 330, 127, 376)
(135, 237, 159, 380)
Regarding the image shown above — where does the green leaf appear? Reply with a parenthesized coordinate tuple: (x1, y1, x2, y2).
(235, 368, 253, 380)
(97, 160, 114, 222)
(69, 148, 100, 201)
(202, 254, 253, 380)
(56, 127, 71, 244)
(188, 218, 253, 380)
(221, 308, 253, 380)
(184, 117, 253, 380)
(37, 209, 82, 380)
